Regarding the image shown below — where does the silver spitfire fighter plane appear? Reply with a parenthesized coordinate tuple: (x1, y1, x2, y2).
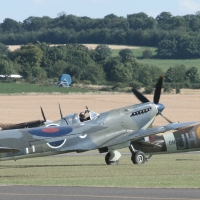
(0, 77, 197, 165)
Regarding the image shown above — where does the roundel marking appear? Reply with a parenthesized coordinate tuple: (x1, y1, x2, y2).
(42, 127, 59, 133)
(47, 139, 67, 149)
(29, 126, 73, 137)
(197, 126, 200, 139)
(46, 123, 60, 127)
(79, 134, 87, 139)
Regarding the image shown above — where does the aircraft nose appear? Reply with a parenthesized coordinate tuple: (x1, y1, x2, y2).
(156, 103, 165, 113)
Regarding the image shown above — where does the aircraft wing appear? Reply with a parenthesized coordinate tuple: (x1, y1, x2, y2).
(0, 124, 109, 150)
(0, 147, 20, 153)
(0, 120, 45, 130)
(128, 121, 198, 142)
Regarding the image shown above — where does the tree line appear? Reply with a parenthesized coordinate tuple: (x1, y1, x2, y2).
(0, 42, 199, 92)
(1, 12, 200, 58)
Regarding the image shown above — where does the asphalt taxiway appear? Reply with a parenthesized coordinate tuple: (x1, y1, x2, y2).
(0, 186, 200, 200)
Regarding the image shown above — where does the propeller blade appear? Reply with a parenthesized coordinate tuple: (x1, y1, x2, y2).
(132, 88, 149, 103)
(159, 112, 174, 124)
(153, 76, 163, 104)
(58, 103, 63, 119)
(40, 107, 46, 122)
(159, 112, 184, 130)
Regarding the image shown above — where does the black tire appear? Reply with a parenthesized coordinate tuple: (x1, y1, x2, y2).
(131, 151, 145, 164)
(105, 152, 119, 165)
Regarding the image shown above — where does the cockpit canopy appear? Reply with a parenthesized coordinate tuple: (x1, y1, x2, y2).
(88, 110, 99, 120)
(63, 110, 99, 125)
(63, 113, 80, 125)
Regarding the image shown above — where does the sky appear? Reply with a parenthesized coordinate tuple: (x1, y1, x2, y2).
(1, 0, 200, 23)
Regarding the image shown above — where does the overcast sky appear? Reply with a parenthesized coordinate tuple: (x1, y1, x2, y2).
(1, 0, 200, 23)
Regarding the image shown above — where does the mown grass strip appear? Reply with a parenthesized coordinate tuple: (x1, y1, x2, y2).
(0, 83, 90, 94)
(0, 153, 199, 188)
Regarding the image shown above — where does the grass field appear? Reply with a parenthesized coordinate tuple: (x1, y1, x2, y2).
(0, 153, 200, 188)
(111, 46, 200, 72)
(0, 82, 90, 94)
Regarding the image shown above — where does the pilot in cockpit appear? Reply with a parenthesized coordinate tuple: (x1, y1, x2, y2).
(79, 112, 90, 122)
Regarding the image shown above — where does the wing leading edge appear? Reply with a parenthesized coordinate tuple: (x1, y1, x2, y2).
(128, 121, 198, 142)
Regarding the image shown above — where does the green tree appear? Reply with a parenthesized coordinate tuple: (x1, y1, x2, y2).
(0, 43, 9, 56)
(165, 65, 186, 83)
(0, 59, 14, 76)
(119, 49, 134, 62)
(156, 12, 172, 29)
(156, 39, 177, 58)
(185, 66, 200, 83)
(9, 44, 44, 79)
(127, 12, 156, 30)
(23, 16, 52, 31)
(176, 35, 199, 58)
(48, 60, 68, 78)
(102, 58, 121, 81)
(80, 64, 105, 84)
(110, 64, 132, 83)
(137, 67, 152, 86)
(1, 18, 22, 32)
(9, 44, 43, 67)
(142, 49, 152, 58)
(95, 44, 111, 61)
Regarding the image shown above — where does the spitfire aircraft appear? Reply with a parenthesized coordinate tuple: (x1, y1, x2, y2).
(0, 77, 197, 165)
(132, 123, 200, 158)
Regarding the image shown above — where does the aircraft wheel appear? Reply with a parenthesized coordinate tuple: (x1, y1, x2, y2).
(105, 152, 119, 165)
(131, 151, 145, 164)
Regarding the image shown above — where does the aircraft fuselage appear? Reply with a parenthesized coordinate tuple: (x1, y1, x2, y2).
(132, 124, 200, 155)
(0, 102, 158, 161)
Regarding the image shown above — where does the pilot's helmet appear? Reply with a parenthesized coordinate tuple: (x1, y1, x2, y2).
(79, 112, 85, 119)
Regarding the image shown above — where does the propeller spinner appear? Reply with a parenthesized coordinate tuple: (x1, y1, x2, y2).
(132, 76, 172, 123)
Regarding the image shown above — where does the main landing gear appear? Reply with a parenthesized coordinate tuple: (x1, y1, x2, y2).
(104, 145, 151, 165)
(129, 144, 147, 164)
(105, 150, 121, 165)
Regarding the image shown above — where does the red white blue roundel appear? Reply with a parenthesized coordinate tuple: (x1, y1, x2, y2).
(47, 139, 66, 149)
(29, 126, 73, 137)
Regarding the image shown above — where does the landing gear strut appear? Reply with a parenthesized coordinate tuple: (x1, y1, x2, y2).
(105, 150, 121, 165)
(129, 144, 146, 164)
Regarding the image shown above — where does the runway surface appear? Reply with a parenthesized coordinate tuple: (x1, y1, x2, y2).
(0, 186, 200, 200)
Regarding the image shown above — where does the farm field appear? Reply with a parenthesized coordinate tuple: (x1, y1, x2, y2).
(112, 46, 200, 72)
(0, 93, 200, 125)
(136, 58, 200, 72)
(0, 93, 200, 187)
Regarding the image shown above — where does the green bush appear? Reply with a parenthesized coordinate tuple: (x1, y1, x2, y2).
(176, 86, 180, 94)
(142, 49, 152, 59)
(82, 80, 92, 85)
(100, 86, 112, 91)
(112, 83, 128, 91)
(190, 83, 200, 89)
(144, 86, 154, 94)
(129, 81, 142, 90)
(163, 86, 173, 93)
